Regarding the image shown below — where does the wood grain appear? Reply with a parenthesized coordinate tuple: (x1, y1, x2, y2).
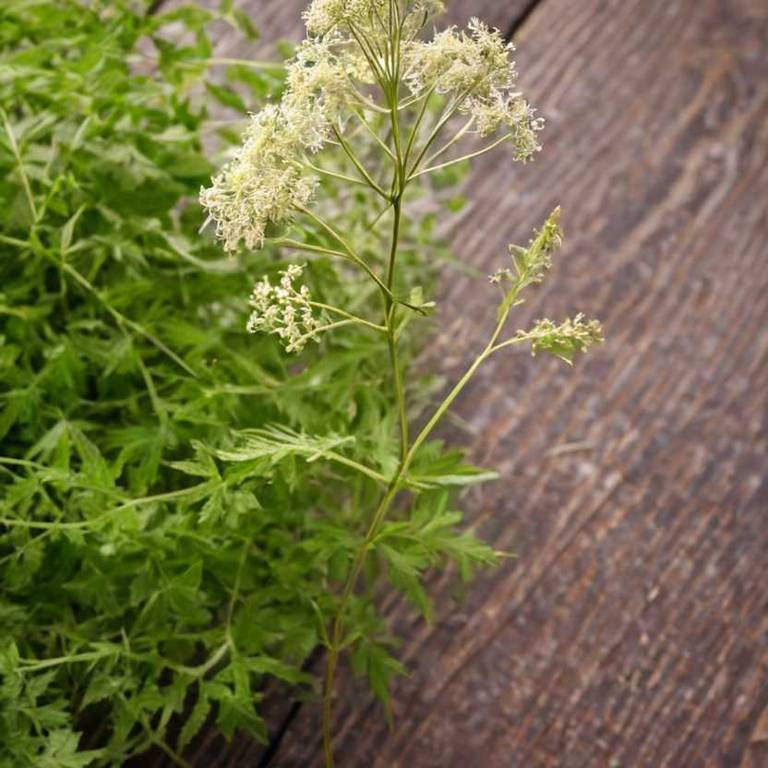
(202, 0, 532, 60)
(264, 0, 768, 765)
(147, 0, 768, 765)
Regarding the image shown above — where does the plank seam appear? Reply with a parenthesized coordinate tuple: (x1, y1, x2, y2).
(257, 700, 303, 768)
(505, 0, 547, 41)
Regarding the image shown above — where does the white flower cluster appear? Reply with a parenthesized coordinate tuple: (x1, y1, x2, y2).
(201, 2, 544, 253)
(200, 40, 352, 252)
(303, 0, 387, 37)
(200, 107, 317, 252)
(404, 18, 511, 95)
(303, 0, 445, 37)
(246, 264, 323, 353)
(404, 18, 543, 158)
(283, 39, 351, 150)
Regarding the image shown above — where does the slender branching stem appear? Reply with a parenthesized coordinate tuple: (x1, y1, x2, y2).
(385, 196, 409, 462)
(270, 238, 349, 260)
(292, 207, 425, 314)
(295, 318, 359, 346)
(348, 24, 388, 89)
(402, 84, 437, 170)
(409, 133, 511, 180)
(353, 109, 397, 161)
(405, 86, 473, 177)
(331, 125, 389, 199)
(309, 301, 387, 332)
(420, 115, 476, 167)
(323, 20, 411, 764)
(294, 206, 391, 295)
(302, 159, 373, 188)
(321, 250, 522, 764)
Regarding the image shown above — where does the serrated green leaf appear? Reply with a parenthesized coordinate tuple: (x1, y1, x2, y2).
(178, 690, 211, 751)
(351, 642, 406, 728)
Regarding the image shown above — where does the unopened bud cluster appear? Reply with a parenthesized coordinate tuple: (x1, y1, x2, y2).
(489, 207, 602, 363)
(489, 208, 562, 288)
(523, 314, 604, 363)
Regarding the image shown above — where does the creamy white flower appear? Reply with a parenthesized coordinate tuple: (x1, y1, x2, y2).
(403, 18, 512, 97)
(247, 264, 323, 352)
(403, 17, 542, 159)
(283, 38, 351, 149)
(201, 37, 359, 251)
(201, 2, 545, 253)
(303, 0, 387, 37)
(470, 91, 543, 159)
(200, 108, 317, 252)
(488, 267, 513, 285)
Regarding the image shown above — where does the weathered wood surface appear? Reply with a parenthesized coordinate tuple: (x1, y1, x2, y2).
(160, 0, 768, 765)
(208, 0, 532, 54)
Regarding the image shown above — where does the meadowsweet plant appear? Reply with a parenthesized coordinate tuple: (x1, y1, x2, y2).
(1, 1, 471, 764)
(202, 1, 602, 764)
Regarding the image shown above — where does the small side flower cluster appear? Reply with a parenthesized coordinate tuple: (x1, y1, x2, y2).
(512, 206, 563, 285)
(522, 314, 604, 364)
(246, 264, 323, 353)
(471, 91, 542, 159)
(403, 18, 543, 158)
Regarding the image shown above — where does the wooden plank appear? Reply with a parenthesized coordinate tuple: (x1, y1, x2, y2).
(263, 0, 768, 765)
(442, 0, 533, 31)
(208, 0, 535, 59)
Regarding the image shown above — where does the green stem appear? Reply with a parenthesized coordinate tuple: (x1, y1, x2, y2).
(348, 24, 389, 90)
(293, 206, 390, 295)
(405, 86, 474, 178)
(385, 197, 408, 463)
(302, 159, 373, 188)
(321, 293, 516, 767)
(149, 736, 193, 768)
(294, 318, 359, 346)
(322, 475, 400, 768)
(323, 31, 409, 764)
(331, 125, 389, 199)
(309, 301, 387, 332)
(409, 133, 511, 181)
(353, 109, 397, 161)
(271, 237, 349, 260)
(402, 84, 436, 171)
(1, 108, 37, 222)
(419, 115, 475, 167)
